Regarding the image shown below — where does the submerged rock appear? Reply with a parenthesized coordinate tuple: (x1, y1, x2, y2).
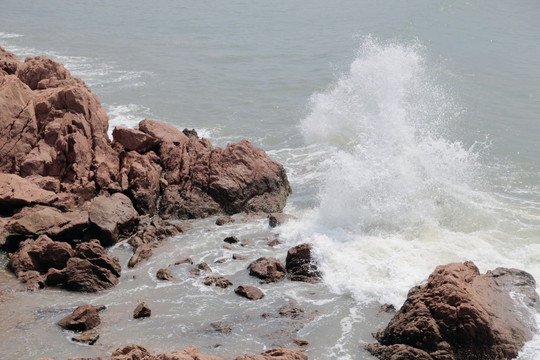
(285, 244, 321, 283)
(365, 261, 539, 360)
(156, 268, 176, 281)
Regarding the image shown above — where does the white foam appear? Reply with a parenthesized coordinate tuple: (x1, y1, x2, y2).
(0, 32, 23, 39)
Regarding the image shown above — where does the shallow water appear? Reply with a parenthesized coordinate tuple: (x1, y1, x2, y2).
(1, 1, 540, 359)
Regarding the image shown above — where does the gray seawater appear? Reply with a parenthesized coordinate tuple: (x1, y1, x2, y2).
(1, 1, 540, 359)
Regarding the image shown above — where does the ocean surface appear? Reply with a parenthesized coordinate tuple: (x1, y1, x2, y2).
(1, 1, 540, 359)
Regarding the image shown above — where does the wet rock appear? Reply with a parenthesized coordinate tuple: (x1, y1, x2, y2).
(232, 253, 247, 260)
(267, 238, 282, 247)
(87, 193, 139, 246)
(210, 321, 233, 334)
(293, 338, 310, 347)
(268, 213, 294, 228)
(233, 348, 308, 360)
(278, 299, 305, 319)
(72, 329, 100, 345)
(378, 304, 396, 315)
(127, 244, 153, 268)
(216, 216, 235, 226)
(366, 261, 540, 360)
(75, 239, 121, 277)
(203, 275, 233, 288)
(157, 268, 176, 281)
(248, 257, 286, 283)
(197, 262, 212, 272)
(224, 236, 240, 244)
(214, 258, 228, 264)
(285, 244, 321, 283)
(235, 285, 265, 300)
(57, 304, 101, 331)
(175, 257, 193, 265)
(112, 126, 160, 153)
(133, 302, 151, 319)
(182, 128, 199, 138)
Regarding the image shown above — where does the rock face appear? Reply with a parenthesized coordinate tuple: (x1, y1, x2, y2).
(8, 236, 120, 292)
(248, 257, 286, 283)
(285, 244, 321, 283)
(366, 261, 539, 360)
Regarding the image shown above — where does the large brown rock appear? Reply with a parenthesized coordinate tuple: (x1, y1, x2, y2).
(366, 261, 539, 360)
(248, 257, 286, 283)
(5, 205, 88, 241)
(0, 47, 120, 203)
(158, 136, 291, 219)
(112, 126, 160, 153)
(0, 173, 58, 210)
(0, 46, 21, 75)
(56, 304, 101, 331)
(87, 193, 139, 246)
(139, 118, 188, 145)
(64, 257, 119, 292)
(285, 244, 321, 283)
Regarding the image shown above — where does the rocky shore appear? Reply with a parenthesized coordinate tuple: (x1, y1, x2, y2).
(1, 46, 539, 359)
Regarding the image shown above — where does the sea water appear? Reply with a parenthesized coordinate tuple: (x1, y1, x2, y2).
(1, 1, 539, 359)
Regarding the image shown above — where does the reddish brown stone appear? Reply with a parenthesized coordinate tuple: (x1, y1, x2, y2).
(112, 126, 160, 153)
(248, 257, 286, 283)
(285, 244, 321, 283)
(157, 268, 176, 281)
(133, 302, 151, 319)
(57, 304, 101, 331)
(235, 285, 265, 300)
(138, 118, 188, 145)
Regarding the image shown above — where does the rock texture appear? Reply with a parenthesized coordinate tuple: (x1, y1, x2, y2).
(249, 257, 286, 283)
(285, 244, 321, 283)
(133, 302, 151, 319)
(76, 344, 306, 360)
(235, 285, 265, 300)
(366, 261, 539, 360)
(56, 304, 101, 331)
(8, 236, 120, 292)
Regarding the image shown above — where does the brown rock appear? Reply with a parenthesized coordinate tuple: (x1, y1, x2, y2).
(6, 205, 88, 241)
(268, 213, 294, 228)
(292, 338, 310, 347)
(366, 261, 539, 360)
(64, 257, 119, 292)
(216, 215, 235, 226)
(72, 329, 100, 345)
(138, 118, 188, 145)
(182, 128, 199, 138)
(87, 193, 139, 246)
(0, 174, 58, 210)
(233, 348, 307, 360)
(278, 299, 305, 319)
(157, 268, 176, 281)
(133, 302, 151, 319)
(235, 285, 265, 300)
(175, 257, 193, 265)
(210, 321, 233, 334)
(119, 150, 162, 215)
(8, 235, 55, 276)
(75, 239, 121, 277)
(197, 262, 212, 272)
(248, 257, 286, 283)
(127, 244, 153, 268)
(112, 126, 160, 153)
(285, 244, 321, 283)
(268, 238, 282, 247)
(232, 253, 247, 260)
(17, 55, 73, 90)
(0, 46, 21, 75)
(57, 304, 101, 331)
(203, 275, 233, 288)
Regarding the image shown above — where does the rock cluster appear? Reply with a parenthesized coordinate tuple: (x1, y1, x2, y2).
(0, 46, 292, 290)
(365, 261, 540, 360)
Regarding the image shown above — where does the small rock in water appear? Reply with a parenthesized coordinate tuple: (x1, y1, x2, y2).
(156, 268, 176, 281)
(268, 213, 294, 228)
(232, 253, 247, 260)
(234, 285, 265, 300)
(210, 321, 233, 334)
(293, 338, 310, 347)
(215, 216, 235, 226)
(279, 299, 305, 319)
(377, 303, 396, 315)
(248, 257, 286, 283)
(203, 275, 233, 288)
(56, 304, 101, 331)
(267, 238, 282, 247)
(133, 302, 151, 319)
(223, 236, 239, 244)
(174, 257, 193, 265)
(72, 329, 100, 345)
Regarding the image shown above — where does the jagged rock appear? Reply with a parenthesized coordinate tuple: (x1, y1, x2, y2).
(182, 128, 199, 138)
(285, 244, 321, 283)
(119, 150, 162, 215)
(0, 46, 21, 74)
(235, 285, 264, 300)
(133, 302, 151, 319)
(57, 304, 101, 331)
(203, 275, 232, 288)
(366, 262, 539, 360)
(64, 257, 119, 292)
(87, 193, 139, 246)
(75, 239, 121, 277)
(157, 268, 176, 281)
(112, 126, 160, 153)
(248, 257, 286, 283)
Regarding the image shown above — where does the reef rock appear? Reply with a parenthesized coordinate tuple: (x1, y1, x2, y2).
(285, 244, 321, 283)
(366, 261, 539, 360)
